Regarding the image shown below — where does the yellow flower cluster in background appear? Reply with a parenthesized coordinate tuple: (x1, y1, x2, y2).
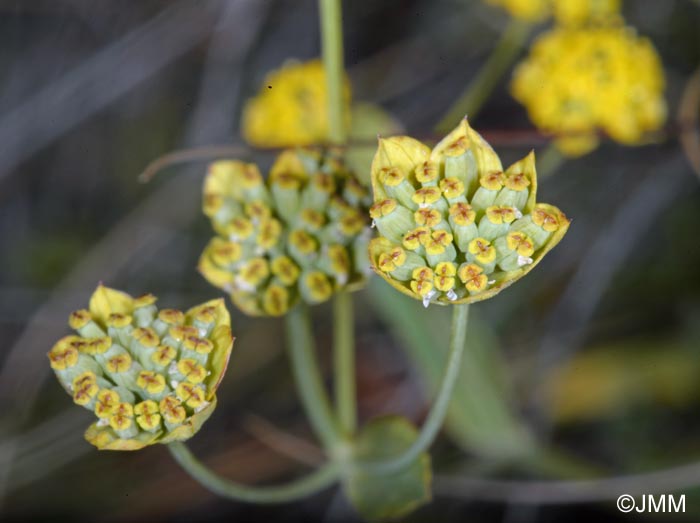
(511, 24, 666, 156)
(486, 0, 621, 25)
(242, 59, 351, 147)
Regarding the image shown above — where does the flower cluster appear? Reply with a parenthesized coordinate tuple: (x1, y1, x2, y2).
(242, 59, 351, 147)
(511, 24, 666, 156)
(368, 119, 569, 307)
(486, 0, 620, 25)
(48, 285, 234, 450)
(199, 149, 372, 316)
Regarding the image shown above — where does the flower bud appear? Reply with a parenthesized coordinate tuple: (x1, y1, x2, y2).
(50, 285, 233, 450)
(200, 149, 372, 317)
(369, 119, 570, 306)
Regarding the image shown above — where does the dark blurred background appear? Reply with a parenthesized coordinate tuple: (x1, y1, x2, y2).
(1, 0, 700, 521)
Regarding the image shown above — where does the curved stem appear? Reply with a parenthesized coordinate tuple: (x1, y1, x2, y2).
(319, 0, 346, 144)
(435, 19, 532, 133)
(168, 442, 339, 503)
(285, 304, 341, 451)
(360, 303, 470, 474)
(536, 142, 566, 180)
(333, 292, 356, 435)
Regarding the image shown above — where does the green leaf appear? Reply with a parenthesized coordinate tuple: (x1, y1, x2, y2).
(367, 278, 536, 459)
(344, 416, 431, 521)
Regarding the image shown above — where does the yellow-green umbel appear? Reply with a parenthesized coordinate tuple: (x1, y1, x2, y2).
(48, 284, 234, 450)
(368, 119, 570, 307)
(199, 149, 372, 316)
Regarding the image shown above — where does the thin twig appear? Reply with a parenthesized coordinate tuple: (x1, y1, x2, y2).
(435, 460, 700, 503)
(243, 415, 324, 466)
(137, 121, 700, 184)
(138, 144, 252, 182)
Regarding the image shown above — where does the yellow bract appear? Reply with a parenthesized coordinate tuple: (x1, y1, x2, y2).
(511, 24, 666, 156)
(242, 59, 351, 147)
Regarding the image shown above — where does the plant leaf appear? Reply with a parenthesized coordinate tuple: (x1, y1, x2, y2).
(344, 416, 431, 521)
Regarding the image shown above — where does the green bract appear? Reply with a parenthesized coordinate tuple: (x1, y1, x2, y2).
(368, 119, 570, 307)
(47, 285, 234, 450)
(199, 149, 372, 316)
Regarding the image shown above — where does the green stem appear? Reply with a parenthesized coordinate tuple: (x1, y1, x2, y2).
(435, 19, 532, 133)
(320, 0, 356, 437)
(319, 0, 346, 143)
(536, 142, 566, 180)
(360, 303, 470, 474)
(168, 442, 340, 503)
(285, 304, 341, 451)
(333, 292, 356, 435)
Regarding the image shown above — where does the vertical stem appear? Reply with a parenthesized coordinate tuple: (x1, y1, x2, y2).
(319, 0, 346, 143)
(333, 292, 356, 435)
(320, 0, 356, 438)
(536, 142, 566, 180)
(435, 19, 532, 133)
(285, 305, 341, 451)
(361, 303, 470, 474)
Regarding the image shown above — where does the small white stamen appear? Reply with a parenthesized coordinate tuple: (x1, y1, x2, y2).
(97, 418, 109, 427)
(168, 362, 178, 375)
(488, 280, 496, 285)
(446, 289, 458, 301)
(422, 290, 437, 308)
(234, 276, 256, 293)
(198, 328, 207, 337)
(517, 255, 533, 267)
(371, 219, 377, 228)
(419, 203, 429, 209)
(514, 208, 523, 219)
(194, 401, 211, 413)
(170, 380, 179, 388)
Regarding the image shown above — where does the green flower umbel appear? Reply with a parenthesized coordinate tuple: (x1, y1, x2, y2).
(199, 149, 372, 316)
(48, 285, 234, 450)
(368, 119, 570, 307)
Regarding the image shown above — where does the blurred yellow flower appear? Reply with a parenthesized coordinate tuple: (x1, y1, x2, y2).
(511, 24, 666, 156)
(486, 0, 620, 25)
(486, 0, 549, 22)
(552, 0, 620, 25)
(242, 59, 351, 147)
